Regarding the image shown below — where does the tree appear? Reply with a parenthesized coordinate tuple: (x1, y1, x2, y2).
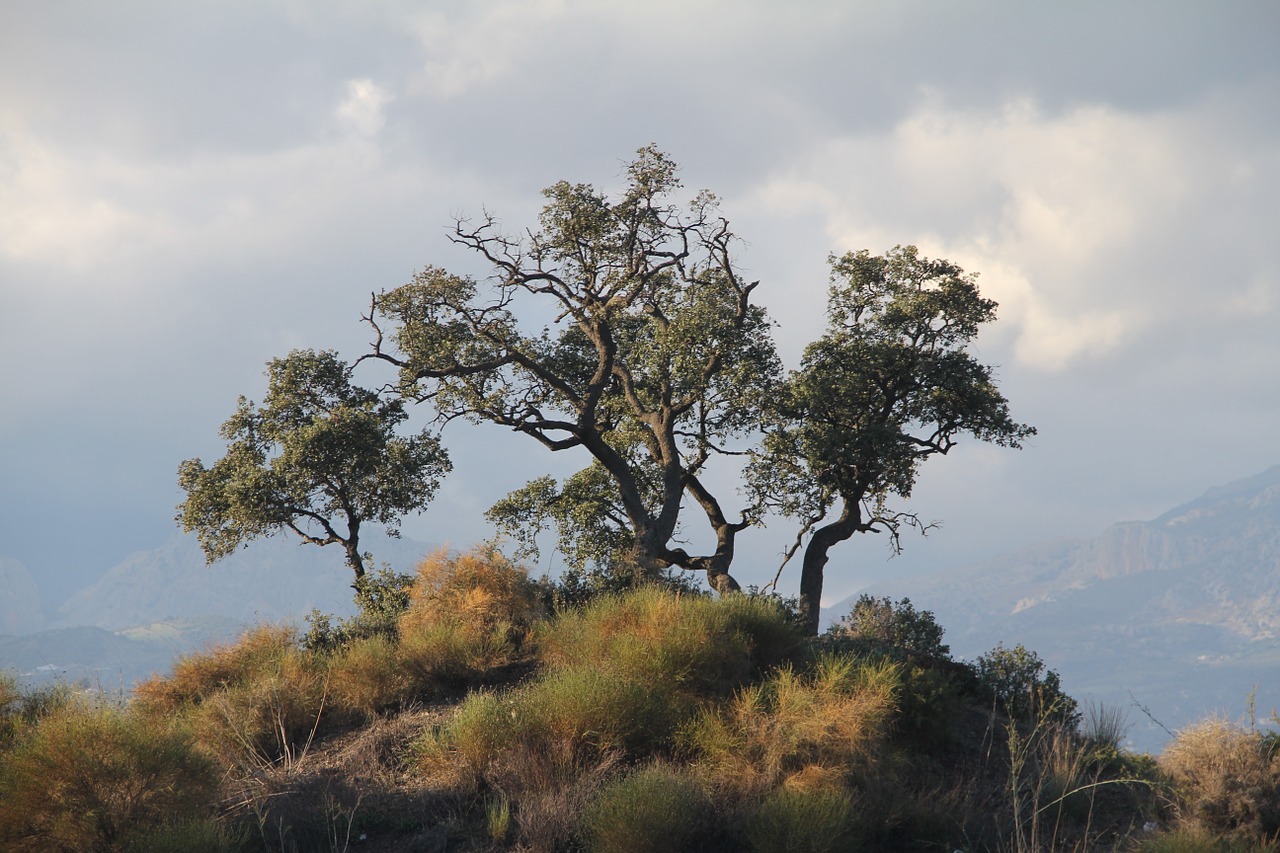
(362, 146, 778, 592)
(749, 246, 1034, 635)
(177, 349, 450, 584)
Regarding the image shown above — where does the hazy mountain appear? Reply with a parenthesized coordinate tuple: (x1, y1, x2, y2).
(55, 531, 437, 631)
(842, 464, 1280, 753)
(0, 557, 44, 635)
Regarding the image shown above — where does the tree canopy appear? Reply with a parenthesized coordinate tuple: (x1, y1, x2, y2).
(177, 349, 450, 582)
(748, 246, 1035, 634)
(363, 145, 778, 592)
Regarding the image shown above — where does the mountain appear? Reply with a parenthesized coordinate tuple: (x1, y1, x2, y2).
(0, 557, 44, 635)
(56, 531, 437, 631)
(842, 465, 1280, 753)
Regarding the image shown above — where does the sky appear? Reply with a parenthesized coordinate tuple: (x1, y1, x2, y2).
(2, 1, 1279, 613)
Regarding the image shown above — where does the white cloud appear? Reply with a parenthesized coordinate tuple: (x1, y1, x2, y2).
(334, 78, 392, 138)
(745, 91, 1276, 372)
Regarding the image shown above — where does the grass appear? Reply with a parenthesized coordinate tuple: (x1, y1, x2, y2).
(7, 555, 1280, 852)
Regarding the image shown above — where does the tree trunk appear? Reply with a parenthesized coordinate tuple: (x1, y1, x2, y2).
(798, 499, 862, 636)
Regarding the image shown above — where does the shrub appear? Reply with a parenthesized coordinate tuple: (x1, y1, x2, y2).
(824, 594, 950, 660)
(0, 703, 220, 852)
(974, 642, 1080, 728)
(397, 546, 543, 686)
(133, 623, 301, 716)
(419, 665, 677, 791)
(745, 787, 858, 853)
(303, 565, 414, 654)
(582, 763, 711, 853)
(324, 633, 412, 717)
(186, 646, 328, 768)
(682, 654, 898, 802)
(538, 586, 799, 699)
(1160, 717, 1280, 841)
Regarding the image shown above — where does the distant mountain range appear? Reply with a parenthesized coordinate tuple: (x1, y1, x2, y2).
(847, 464, 1280, 753)
(1, 531, 437, 692)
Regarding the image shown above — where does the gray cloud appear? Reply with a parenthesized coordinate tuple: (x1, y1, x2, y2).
(2, 1, 1277, 608)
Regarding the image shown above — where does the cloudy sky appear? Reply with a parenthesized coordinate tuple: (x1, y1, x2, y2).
(3, 1, 1278, 612)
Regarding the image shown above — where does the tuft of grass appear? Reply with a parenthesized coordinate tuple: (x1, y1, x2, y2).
(537, 586, 799, 699)
(582, 762, 711, 853)
(326, 633, 412, 717)
(745, 787, 858, 853)
(682, 654, 898, 802)
(0, 701, 221, 852)
(133, 623, 301, 716)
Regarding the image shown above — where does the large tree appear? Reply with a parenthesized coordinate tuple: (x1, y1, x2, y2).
(177, 349, 450, 584)
(362, 147, 778, 592)
(749, 246, 1035, 635)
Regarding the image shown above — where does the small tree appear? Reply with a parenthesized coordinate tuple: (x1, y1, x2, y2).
(750, 246, 1035, 635)
(177, 349, 450, 584)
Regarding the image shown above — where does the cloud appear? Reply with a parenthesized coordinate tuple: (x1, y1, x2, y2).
(334, 78, 392, 138)
(745, 89, 1279, 372)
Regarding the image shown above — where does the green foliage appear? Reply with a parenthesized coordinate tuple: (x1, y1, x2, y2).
(537, 586, 799, 697)
(745, 787, 859, 853)
(367, 146, 780, 586)
(582, 763, 711, 853)
(975, 641, 1080, 728)
(302, 566, 414, 654)
(0, 702, 221, 852)
(177, 348, 449, 578)
(824, 594, 950, 660)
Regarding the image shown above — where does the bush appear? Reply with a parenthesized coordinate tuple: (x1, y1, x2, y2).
(537, 586, 799, 699)
(0, 703, 220, 852)
(682, 654, 898, 802)
(325, 633, 412, 716)
(397, 546, 543, 686)
(974, 642, 1080, 727)
(303, 566, 414, 654)
(824, 595, 950, 660)
(133, 623, 302, 716)
(582, 763, 711, 853)
(1160, 717, 1280, 841)
(745, 787, 858, 853)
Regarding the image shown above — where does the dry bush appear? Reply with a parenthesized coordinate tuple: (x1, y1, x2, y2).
(325, 633, 412, 717)
(537, 586, 798, 698)
(0, 702, 222, 852)
(1160, 717, 1280, 841)
(397, 546, 542, 686)
(682, 655, 898, 803)
(133, 624, 300, 716)
(745, 786, 858, 853)
(417, 665, 671, 791)
(186, 646, 328, 770)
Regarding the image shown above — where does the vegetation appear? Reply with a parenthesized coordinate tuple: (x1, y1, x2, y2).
(6, 560, 1276, 851)
(43, 149, 1248, 850)
(177, 348, 450, 582)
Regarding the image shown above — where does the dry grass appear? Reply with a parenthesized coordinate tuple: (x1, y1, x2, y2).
(397, 546, 542, 686)
(682, 654, 898, 802)
(1160, 717, 1280, 841)
(133, 624, 300, 716)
